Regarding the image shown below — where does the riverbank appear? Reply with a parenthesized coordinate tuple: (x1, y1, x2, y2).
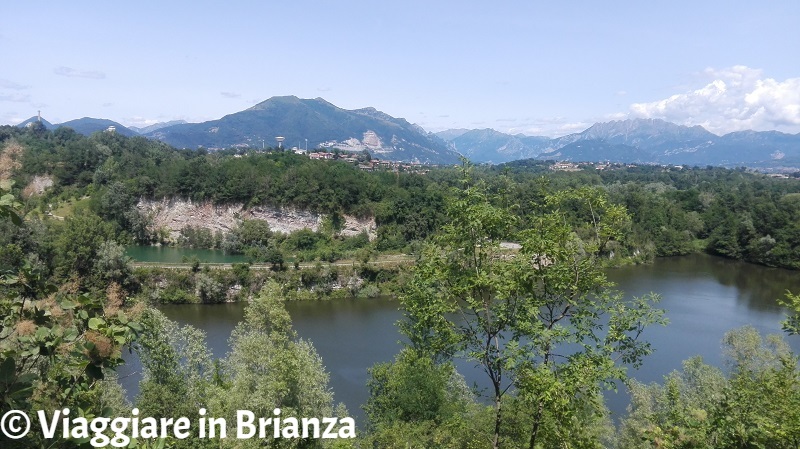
(133, 257, 410, 304)
(129, 242, 799, 305)
(119, 254, 800, 426)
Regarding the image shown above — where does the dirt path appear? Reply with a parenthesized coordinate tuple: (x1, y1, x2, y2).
(131, 254, 415, 270)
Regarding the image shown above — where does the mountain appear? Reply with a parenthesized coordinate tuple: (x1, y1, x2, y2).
(545, 119, 800, 168)
(129, 120, 187, 134)
(538, 141, 653, 164)
(15, 108, 800, 168)
(147, 96, 461, 164)
(442, 128, 550, 163)
(16, 116, 56, 130)
(531, 118, 711, 163)
(439, 119, 800, 168)
(16, 116, 136, 137)
(575, 118, 715, 148)
(56, 118, 138, 137)
(435, 129, 471, 141)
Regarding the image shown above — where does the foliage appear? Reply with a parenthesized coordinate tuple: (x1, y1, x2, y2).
(0, 187, 143, 447)
(6, 126, 800, 270)
(398, 168, 665, 449)
(209, 281, 347, 448)
(134, 308, 215, 448)
(364, 348, 490, 447)
(780, 291, 800, 335)
(618, 327, 800, 449)
(51, 213, 116, 284)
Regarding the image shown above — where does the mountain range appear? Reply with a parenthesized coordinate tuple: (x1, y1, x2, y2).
(17, 97, 460, 164)
(128, 120, 187, 135)
(14, 99, 800, 169)
(436, 119, 800, 169)
(17, 116, 139, 137)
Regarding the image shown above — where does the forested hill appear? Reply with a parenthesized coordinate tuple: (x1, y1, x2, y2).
(145, 96, 461, 164)
(1, 124, 449, 250)
(3, 123, 800, 270)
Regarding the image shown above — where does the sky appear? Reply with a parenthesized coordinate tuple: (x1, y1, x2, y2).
(1, 1, 799, 137)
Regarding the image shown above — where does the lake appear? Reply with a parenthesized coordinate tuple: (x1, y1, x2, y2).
(118, 254, 800, 425)
(125, 245, 247, 264)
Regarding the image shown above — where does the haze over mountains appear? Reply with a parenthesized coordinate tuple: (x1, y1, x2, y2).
(438, 118, 800, 169)
(15, 97, 800, 169)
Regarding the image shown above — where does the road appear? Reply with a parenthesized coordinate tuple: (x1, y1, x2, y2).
(131, 254, 415, 270)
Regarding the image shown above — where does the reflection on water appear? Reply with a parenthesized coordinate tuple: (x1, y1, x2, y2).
(125, 245, 247, 264)
(610, 253, 798, 313)
(119, 254, 800, 425)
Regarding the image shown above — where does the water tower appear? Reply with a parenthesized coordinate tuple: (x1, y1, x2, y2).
(275, 136, 285, 149)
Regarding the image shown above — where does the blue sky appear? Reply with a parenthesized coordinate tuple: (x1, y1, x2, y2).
(2, 1, 799, 136)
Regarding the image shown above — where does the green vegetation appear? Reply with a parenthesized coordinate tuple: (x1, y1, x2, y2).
(1, 125, 800, 447)
(133, 282, 352, 449)
(3, 125, 800, 274)
(375, 172, 666, 448)
(618, 326, 800, 448)
(1, 185, 143, 448)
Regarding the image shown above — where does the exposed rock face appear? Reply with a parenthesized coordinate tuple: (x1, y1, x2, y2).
(22, 175, 54, 198)
(137, 198, 376, 241)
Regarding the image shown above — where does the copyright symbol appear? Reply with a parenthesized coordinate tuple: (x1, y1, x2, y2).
(1, 410, 31, 439)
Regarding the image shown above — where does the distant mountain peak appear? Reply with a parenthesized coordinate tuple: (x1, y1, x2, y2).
(247, 95, 303, 111)
(16, 116, 55, 130)
(129, 120, 188, 135)
(17, 116, 135, 136)
(584, 118, 713, 136)
(144, 96, 461, 164)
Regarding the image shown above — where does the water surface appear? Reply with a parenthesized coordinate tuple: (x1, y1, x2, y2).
(120, 254, 800, 424)
(126, 245, 247, 264)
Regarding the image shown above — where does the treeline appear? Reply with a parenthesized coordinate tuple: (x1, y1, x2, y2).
(487, 161, 800, 269)
(3, 124, 800, 273)
(4, 173, 799, 448)
(2, 125, 450, 261)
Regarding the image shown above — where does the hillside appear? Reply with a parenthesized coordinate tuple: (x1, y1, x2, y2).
(16, 116, 56, 130)
(57, 117, 138, 137)
(128, 120, 187, 134)
(16, 116, 137, 137)
(442, 128, 550, 163)
(147, 96, 461, 164)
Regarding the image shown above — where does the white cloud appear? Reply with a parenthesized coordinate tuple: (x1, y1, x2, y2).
(0, 93, 31, 103)
(0, 79, 29, 90)
(630, 66, 800, 134)
(123, 116, 168, 127)
(508, 117, 592, 137)
(220, 91, 241, 98)
(53, 66, 106, 79)
(1, 112, 26, 126)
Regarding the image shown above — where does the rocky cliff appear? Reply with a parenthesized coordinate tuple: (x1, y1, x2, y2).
(137, 198, 376, 241)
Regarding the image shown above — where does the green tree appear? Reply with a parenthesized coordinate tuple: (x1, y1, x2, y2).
(236, 219, 273, 247)
(194, 272, 226, 303)
(780, 291, 800, 335)
(211, 281, 350, 448)
(94, 240, 134, 288)
(401, 171, 664, 449)
(52, 213, 115, 283)
(618, 327, 800, 449)
(364, 348, 489, 447)
(618, 357, 726, 449)
(1, 187, 143, 448)
(134, 308, 215, 448)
